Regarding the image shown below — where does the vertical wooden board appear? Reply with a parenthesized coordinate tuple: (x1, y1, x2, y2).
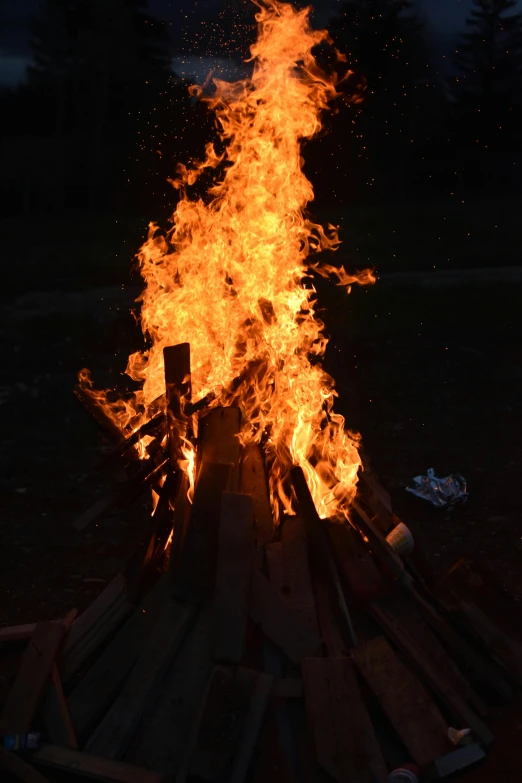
(172, 461, 231, 603)
(302, 657, 387, 783)
(311, 571, 346, 658)
(266, 521, 319, 636)
(250, 569, 321, 663)
(199, 407, 241, 488)
(213, 492, 253, 663)
(290, 466, 357, 649)
(353, 636, 451, 767)
(240, 443, 274, 546)
(85, 599, 196, 759)
(229, 668, 274, 783)
(0, 621, 66, 734)
(247, 705, 296, 783)
(185, 666, 250, 781)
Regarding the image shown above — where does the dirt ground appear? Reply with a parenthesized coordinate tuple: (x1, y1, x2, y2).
(1, 267, 521, 780)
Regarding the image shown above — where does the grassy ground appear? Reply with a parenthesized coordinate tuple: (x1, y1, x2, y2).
(1, 196, 521, 297)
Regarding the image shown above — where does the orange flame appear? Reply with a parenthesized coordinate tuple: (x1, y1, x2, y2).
(85, 0, 374, 522)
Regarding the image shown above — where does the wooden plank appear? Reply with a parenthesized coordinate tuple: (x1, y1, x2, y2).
(60, 597, 134, 685)
(311, 570, 347, 657)
(250, 569, 321, 663)
(325, 521, 384, 604)
(54, 574, 174, 743)
(353, 636, 451, 767)
(0, 745, 50, 783)
(357, 469, 394, 534)
(0, 623, 37, 643)
(85, 599, 196, 759)
(229, 668, 274, 783)
(163, 343, 192, 571)
(266, 518, 319, 636)
(370, 600, 493, 746)
(376, 587, 488, 717)
(302, 657, 387, 783)
(199, 407, 241, 491)
(213, 492, 253, 663)
(62, 574, 127, 661)
(33, 743, 165, 783)
(272, 678, 303, 700)
(50, 663, 78, 749)
(164, 343, 191, 431)
(185, 666, 250, 781)
(0, 621, 67, 735)
(173, 461, 232, 603)
(124, 605, 213, 780)
(408, 585, 513, 701)
(239, 443, 274, 546)
(458, 600, 522, 684)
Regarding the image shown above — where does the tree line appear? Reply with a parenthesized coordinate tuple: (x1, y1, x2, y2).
(1, 0, 521, 217)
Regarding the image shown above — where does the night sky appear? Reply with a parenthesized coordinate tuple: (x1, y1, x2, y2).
(1, 0, 521, 86)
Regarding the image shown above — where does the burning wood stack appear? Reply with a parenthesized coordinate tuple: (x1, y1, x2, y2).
(2, 359, 522, 783)
(1, 2, 522, 781)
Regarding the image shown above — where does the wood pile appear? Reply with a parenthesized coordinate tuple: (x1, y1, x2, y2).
(1, 343, 521, 783)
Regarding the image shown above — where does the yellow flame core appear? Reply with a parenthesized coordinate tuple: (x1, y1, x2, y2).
(91, 1, 375, 522)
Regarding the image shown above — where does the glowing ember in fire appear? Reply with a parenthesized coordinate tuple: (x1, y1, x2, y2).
(83, 0, 374, 523)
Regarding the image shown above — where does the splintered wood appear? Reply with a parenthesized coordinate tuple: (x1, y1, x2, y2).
(3, 341, 521, 782)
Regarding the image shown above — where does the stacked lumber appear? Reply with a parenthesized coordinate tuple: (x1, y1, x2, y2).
(1, 343, 522, 783)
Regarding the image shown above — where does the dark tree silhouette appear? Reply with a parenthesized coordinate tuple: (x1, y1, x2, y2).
(328, 0, 429, 198)
(27, 0, 173, 208)
(450, 0, 522, 165)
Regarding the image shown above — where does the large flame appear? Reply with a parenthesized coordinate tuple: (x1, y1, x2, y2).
(86, 0, 374, 522)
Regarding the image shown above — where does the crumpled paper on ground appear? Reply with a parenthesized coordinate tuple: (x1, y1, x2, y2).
(406, 468, 468, 508)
